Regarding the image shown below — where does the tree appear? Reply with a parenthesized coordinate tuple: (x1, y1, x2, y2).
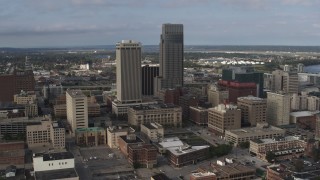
(266, 151, 276, 163)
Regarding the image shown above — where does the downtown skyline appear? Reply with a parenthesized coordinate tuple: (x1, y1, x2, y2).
(1, 0, 320, 47)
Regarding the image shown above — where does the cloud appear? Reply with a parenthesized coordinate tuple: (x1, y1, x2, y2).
(313, 23, 320, 28)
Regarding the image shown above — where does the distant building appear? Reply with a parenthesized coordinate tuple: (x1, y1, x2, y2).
(140, 123, 164, 142)
(272, 69, 299, 94)
(128, 104, 182, 128)
(208, 104, 241, 135)
(0, 70, 35, 102)
(267, 92, 291, 126)
(207, 86, 228, 108)
(142, 65, 159, 96)
(249, 136, 306, 162)
(66, 90, 88, 134)
(167, 145, 210, 167)
(237, 96, 267, 127)
(116, 40, 142, 104)
(218, 80, 257, 103)
(225, 123, 286, 146)
(75, 127, 106, 147)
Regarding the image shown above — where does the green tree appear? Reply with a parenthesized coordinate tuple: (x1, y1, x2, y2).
(266, 151, 276, 163)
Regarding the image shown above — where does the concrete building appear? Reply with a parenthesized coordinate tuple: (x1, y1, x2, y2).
(207, 87, 229, 108)
(128, 104, 182, 128)
(167, 145, 210, 167)
(272, 70, 299, 94)
(0, 117, 43, 137)
(225, 123, 286, 146)
(140, 123, 164, 142)
(27, 120, 65, 149)
(112, 100, 158, 115)
(25, 103, 38, 117)
(189, 106, 208, 125)
(142, 65, 159, 96)
(0, 70, 35, 102)
(88, 103, 100, 117)
(118, 134, 144, 157)
(66, 90, 88, 134)
(267, 92, 291, 126)
(154, 24, 184, 92)
(249, 136, 307, 162)
(128, 144, 157, 168)
(43, 84, 64, 99)
(75, 127, 106, 147)
(237, 96, 267, 127)
(54, 104, 66, 118)
(208, 104, 241, 135)
(116, 40, 142, 104)
(13, 91, 36, 104)
(107, 126, 135, 148)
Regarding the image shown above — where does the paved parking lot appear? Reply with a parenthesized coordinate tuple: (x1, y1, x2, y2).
(80, 146, 115, 161)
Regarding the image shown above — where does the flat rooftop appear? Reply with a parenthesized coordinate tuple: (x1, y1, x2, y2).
(167, 145, 210, 156)
(251, 135, 302, 144)
(119, 135, 143, 144)
(142, 123, 162, 130)
(35, 168, 78, 180)
(226, 124, 284, 136)
(237, 96, 265, 101)
(130, 103, 178, 111)
(34, 151, 74, 161)
(290, 111, 319, 117)
(66, 90, 85, 98)
(159, 137, 184, 148)
(75, 127, 105, 133)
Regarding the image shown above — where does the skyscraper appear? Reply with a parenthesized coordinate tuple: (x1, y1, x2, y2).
(142, 65, 159, 96)
(156, 24, 184, 92)
(116, 40, 142, 103)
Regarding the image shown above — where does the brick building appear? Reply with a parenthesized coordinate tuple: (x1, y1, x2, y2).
(128, 144, 157, 168)
(0, 141, 25, 165)
(189, 106, 209, 125)
(118, 134, 144, 156)
(75, 127, 106, 147)
(218, 80, 257, 103)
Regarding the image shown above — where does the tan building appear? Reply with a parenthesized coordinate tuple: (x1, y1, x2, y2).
(107, 126, 135, 148)
(208, 104, 241, 135)
(249, 136, 306, 162)
(225, 123, 286, 146)
(237, 96, 267, 126)
(27, 120, 65, 149)
(66, 90, 88, 134)
(128, 104, 182, 128)
(208, 87, 228, 108)
(25, 103, 38, 117)
(267, 92, 290, 126)
(75, 127, 106, 146)
(140, 123, 164, 142)
(116, 40, 142, 104)
(13, 91, 36, 105)
(88, 103, 100, 117)
(272, 69, 299, 94)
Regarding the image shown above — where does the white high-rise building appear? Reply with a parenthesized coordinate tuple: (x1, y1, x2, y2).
(66, 90, 88, 133)
(116, 40, 142, 104)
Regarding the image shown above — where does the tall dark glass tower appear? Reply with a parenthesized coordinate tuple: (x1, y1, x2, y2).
(159, 24, 184, 89)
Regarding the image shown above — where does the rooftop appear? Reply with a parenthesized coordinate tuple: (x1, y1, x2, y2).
(75, 127, 105, 133)
(158, 137, 184, 148)
(66, 89, 85, 98)
(225, 123, 284, 136)
(151, 173, 171, 180)
(251, 135, 303, 144)
(119, 135, 144, 144)
(290, 111, 319, 117)
(130, 103, 178, 111)
(35, 168, 78, 180)
(167, 145, 210, 156)
(34, 151, 74, 161)
(142, 122, 163, 130)
(237, 96, 265, 102)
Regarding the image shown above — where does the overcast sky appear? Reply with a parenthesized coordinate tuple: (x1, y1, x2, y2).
(1, 0, 320, 47)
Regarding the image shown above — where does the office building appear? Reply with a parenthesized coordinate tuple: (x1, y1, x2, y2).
(54, 104, 66, 118)
(43, 84, 64, 99)
(13, 91, 36, 104)
(0, 70, 35, 102)
(208, 104, 241, 135)
(207, 86, 229, 108)
(155, 24, 184, 92)
(27, 120, 65, 149)
(237, 96, 267, 127)
(128, 104, 182, 127)
(272, 69, 299, 94)
(140, 123, 164, 142)
(25, 103, 38, 117)
(189, 106, 209, 125)
(249, 136, 307, 162)
(167, 145, 210, 168)
(118, 134, 144, 157)
(225, 123, 286, 146)
(266, 92, 291, 126)
(218, 80, 257, 103)
(107, 126, 135, 148)
(116, 40, 142, 104)
(128, 144, 157, 168)
(0, 117, 43, 137)
(75, 127, 106, 146)
(66, 90, 88, 133)
(142, 65, 159, 96)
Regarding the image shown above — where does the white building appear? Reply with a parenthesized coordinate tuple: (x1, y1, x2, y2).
(33, 152, 74, 172)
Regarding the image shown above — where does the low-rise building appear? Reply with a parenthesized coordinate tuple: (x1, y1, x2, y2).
(140, 123, 164, 142)
(250, 136, 307, 162)
(225, 123, 286, 146)
(75, 127, 106, 147)
(290, 111, 318, 130)
(237, 96, 267, 127)
(189, 106, 208, 126)
(13, 91, 36, 105)
(53, 104, 66, 118)
(190, 172, 216, 180)
(128, 144, 157, 168)
(157, 137, 184, 154)
(107, 126, 135, 148)
(0, 141, 25, 165)
(0, 117, 43, 137)
(128, 104, 182, 128)
(167, 145, 210, 167)
(118, 134, 144, 157)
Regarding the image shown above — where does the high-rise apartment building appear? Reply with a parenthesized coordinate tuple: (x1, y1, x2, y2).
(272, 69, 299, 94)
(66, 90, 88, 133)
(155, 24, 184, 92)
(237, 96, 267, 127)
(142, 65, 159, 96)
(116, 40, 142, 104)
(266, 92, 290, 126)
(208, 104, 241, 134)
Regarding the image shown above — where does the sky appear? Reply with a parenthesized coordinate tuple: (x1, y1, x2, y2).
(1, 0, 320, 47)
